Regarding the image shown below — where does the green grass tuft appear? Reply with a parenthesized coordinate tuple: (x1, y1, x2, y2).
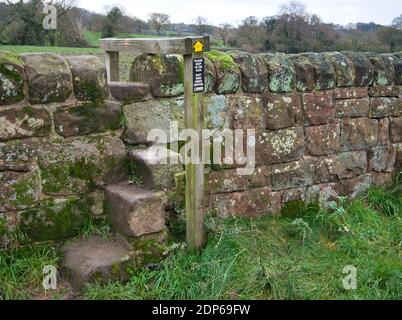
(362, 187, 401, 216)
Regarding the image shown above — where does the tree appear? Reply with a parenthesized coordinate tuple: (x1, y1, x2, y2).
(132, 17, 149, 34)
(101, 6, 123, 38)
(0, 0, 85, 46)
(237, 16, 265, 52)
(278, 0, 308, 19)
(192, 16, 212, 36)
(392, 14, 402, 30)
(148, 13, 170, 35)
(217, 23, 232, 46)
(376, 27, 402, 52)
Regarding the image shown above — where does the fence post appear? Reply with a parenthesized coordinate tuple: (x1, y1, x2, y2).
(183, 37, 207, 250)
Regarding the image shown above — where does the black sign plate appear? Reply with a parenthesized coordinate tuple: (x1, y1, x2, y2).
(193, 58, 205, 93)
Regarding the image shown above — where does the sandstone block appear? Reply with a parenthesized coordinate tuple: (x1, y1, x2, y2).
(229, 51, 268, 93)
(129, 147, 183, 190)
(257, 127, 305, 165)
(390, 117, 402, 143)
(368, 54, 395, 87)
(302, 90, 335, 125)
(207, 166, 271, 194)
(129, 54, 183, 97)
(290, 54, 315, 92)
(305, 123, 340, 156)
(0, 107, 51, 141)
(341, 174, 373, 198)
(259, 53, 296, 93)
(340, 118, 378, 151)
(302, 53, 336, 90)
(205, 51, 240, 94)
(54, 102, 122, 137)
(334, 87, 368, 99)
(369, 98, 399, 118)
(263, 93, 302, 130)
(0, 138, 38, 171)
(65, 55, 107, 102)
(272, 159, 315, 190)
(335, 98, 370, 118)
(342, 52, 374, 87)
(210, 188, 282, 218)
(368, 145, 396, 172)
(315, 151, 367, 182)
(108, 81, 150, 103)
(22, 53, 72, 104)
(38, 135, 127, 195)
(0, 171, 40, 212)
(105, 182, 167, 237)
(323, 52, 355, 87)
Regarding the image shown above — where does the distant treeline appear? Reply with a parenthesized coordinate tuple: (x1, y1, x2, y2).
(0, 0, 402, 53)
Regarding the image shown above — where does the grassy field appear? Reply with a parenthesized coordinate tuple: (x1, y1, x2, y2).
(0, 183, 401, 300)
(83, 31, 166, 47)
(0, 45, 101, 54)
(0, 44, 137, 82)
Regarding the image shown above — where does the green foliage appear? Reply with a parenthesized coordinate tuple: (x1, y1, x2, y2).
(101, 7, 123, 38)
(78, 216, 114, 240)
(0, 244, 62, 300)
(285, 218, 312, 243)
(281, 200, 307, 218)
(1, 185, 401, 300)
(83, 186, 401, 300)
(362, 187, 401, 216)
(206, 50, 238, 70)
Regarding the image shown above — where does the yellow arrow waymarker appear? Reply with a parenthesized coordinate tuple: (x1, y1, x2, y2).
(193, 40, 204, 53)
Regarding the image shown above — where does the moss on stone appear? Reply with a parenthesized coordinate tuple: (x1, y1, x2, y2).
(0, 52, 25, 104)
(76, 80, 106, 102)
(41, 157, 100, 194)
(12, 173, 39, 208)
(19, 197, 91, 242)
(206, 50, 238, 71)
(281, 200, 307, 218)
(126, 233, 168, 265)
(66, 102, 122, 132)
(0, 51, 25, 68)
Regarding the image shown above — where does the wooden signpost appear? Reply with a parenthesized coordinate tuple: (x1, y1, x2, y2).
(100, 36, 210, 250)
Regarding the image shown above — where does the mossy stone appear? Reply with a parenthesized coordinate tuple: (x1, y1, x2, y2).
(19, 197, 91, 242)
(129, 54, 184, 97)
(205, 50, 240, 94)
(0, 51, 25, 105)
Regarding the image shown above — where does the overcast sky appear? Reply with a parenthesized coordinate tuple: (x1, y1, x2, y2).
(76, 0, 402, 26)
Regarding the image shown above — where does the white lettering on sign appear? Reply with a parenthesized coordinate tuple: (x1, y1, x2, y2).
(193, 58, 205, 93)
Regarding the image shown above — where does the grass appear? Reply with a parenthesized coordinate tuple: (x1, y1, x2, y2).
(0, 44, 136, 82)
(83, 30, 170, 47)
(0, 45, 101, 54)
(0, 243, 63, 299)
(0, 184, 401, 300)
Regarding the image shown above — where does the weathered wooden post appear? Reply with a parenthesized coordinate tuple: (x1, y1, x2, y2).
(183, 37, 209, 250)
(100, 36, 210, 251)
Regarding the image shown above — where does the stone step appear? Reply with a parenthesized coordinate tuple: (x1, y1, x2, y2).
(108, 81, 150, 103)
(62, 235, 133, 290)
(105, 182, 167, 237)
(129, 146, 183, 190)
(62, 231, 168, 290)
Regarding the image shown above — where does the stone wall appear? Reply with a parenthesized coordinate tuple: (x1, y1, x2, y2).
(127, 50, 402, 218)
(0, 49, 401, 247)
